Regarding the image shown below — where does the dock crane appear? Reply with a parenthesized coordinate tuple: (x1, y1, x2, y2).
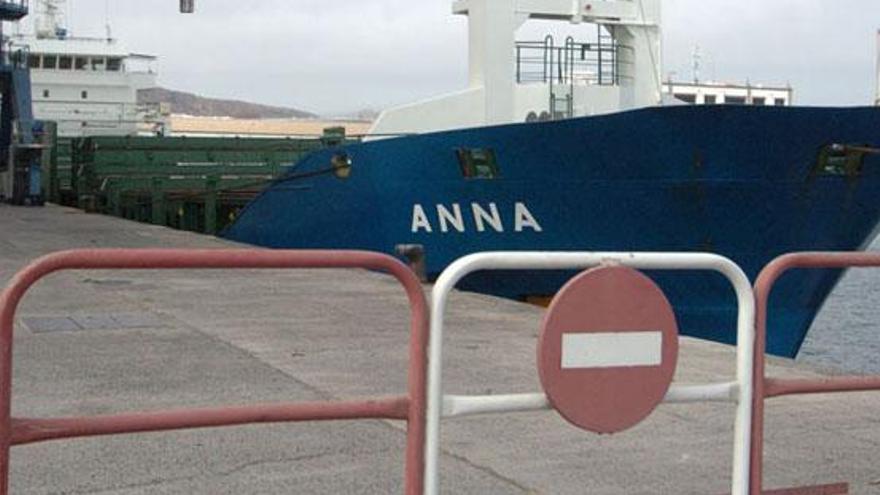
(0, 0, 38, 205)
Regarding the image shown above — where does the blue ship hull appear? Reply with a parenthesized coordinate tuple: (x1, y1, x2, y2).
(223, 106, 880, 357)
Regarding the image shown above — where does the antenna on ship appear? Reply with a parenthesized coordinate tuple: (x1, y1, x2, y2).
(35, 0, 67, 39)
(875, 30, 880, 106)
(104, 0, 112, 40)
(692, 44, 702, 84)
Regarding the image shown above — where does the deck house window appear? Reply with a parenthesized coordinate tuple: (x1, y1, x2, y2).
(774, 98, 786, 106)
(752, 97, 766, 106)
(107, 57, 122, 72)
(58, 56, 72, 70)
(28, 55, 40, 69)
(81, 90, 88, 99)
(91, 57, 106, 71)
(674, 93, 696, 104)
(75, 57, 88, 70)
(704, 95, 717, 104)
(725, 96, 746, 105)
(42, 90, 50, 98)
(42, 55, 57, 69)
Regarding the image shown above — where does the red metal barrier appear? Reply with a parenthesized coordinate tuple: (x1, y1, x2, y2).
(0, 249, 429, 495)
(750, 252, 880, 495)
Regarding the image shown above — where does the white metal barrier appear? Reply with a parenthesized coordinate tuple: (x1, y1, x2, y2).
(425, 252, 756, 495)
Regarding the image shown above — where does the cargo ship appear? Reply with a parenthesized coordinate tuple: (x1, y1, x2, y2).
(9, 0, 164, 137)
(222, 0, 880, 357)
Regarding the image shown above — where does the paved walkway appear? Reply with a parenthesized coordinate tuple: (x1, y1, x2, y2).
(1, 205, 878, 494)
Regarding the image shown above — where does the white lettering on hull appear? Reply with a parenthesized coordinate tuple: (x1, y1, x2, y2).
(472, 203, 503, 232)
(412, 204, 433, 233)
(437, 204, 465, 233)
(410, 202, 542, 234)
(514, 202, 543, 233)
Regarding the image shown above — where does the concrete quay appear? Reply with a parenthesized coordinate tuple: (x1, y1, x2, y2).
(1, 204, 879, 494)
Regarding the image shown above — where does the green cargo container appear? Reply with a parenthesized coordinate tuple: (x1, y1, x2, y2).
(67, 129, 352, 234)
(49, 136, 76, 205)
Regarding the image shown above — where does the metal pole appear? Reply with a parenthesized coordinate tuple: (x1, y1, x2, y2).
(516, 45, 521, 83)
(875, 30, 880, 106)
(597, 25, 603, 85)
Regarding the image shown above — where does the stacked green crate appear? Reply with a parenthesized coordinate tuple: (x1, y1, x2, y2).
(54, 137, 75, 204)
(71, 132, 351, 234)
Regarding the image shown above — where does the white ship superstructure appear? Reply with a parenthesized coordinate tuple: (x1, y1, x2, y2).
(369, 0, 801, 138)
(371, 0, 663, 137)
(10, 0, 163, 137)
(664, 80, 793, 106)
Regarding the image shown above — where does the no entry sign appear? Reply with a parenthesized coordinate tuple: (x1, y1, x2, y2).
(537, 265, 679, 434)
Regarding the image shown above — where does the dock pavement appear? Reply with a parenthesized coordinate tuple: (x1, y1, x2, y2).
(1, 204, 879, 494)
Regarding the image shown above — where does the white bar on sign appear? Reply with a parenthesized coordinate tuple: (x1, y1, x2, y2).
(561, 332, 662, 369)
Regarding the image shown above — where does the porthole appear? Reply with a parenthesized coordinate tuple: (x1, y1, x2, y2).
(815, 144, 869, 177)
(456, 148, 500, 179)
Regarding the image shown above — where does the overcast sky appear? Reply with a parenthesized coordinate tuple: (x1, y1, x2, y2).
(30, 0, 880, 115)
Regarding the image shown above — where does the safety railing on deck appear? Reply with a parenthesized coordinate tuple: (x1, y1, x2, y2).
(749, 252, 880, 495)
(0, 249, 429, 495)
(515, 32, 622, 86)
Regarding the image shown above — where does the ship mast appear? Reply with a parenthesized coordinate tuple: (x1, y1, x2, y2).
(35, 0, 67, 40)
(875, 30, 880, 106)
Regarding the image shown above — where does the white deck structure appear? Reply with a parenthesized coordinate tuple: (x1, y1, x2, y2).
(370, 0, 663, 137)
(664, 80, 793, 106)
(10, 0, 164, 137)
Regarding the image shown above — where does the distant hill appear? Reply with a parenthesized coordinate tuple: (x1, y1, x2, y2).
(137, 87, 318, 119)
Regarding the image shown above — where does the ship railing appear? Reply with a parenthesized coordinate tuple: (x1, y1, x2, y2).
(0, 249, 429, 495)
(749, 252, 880, 495)
(0, 44, 28, 70)
(515, 30, 625, 86)
(425, 252, 756, 495)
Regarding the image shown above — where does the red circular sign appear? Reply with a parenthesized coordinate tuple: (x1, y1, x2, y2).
(537, 266, 679, 434)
